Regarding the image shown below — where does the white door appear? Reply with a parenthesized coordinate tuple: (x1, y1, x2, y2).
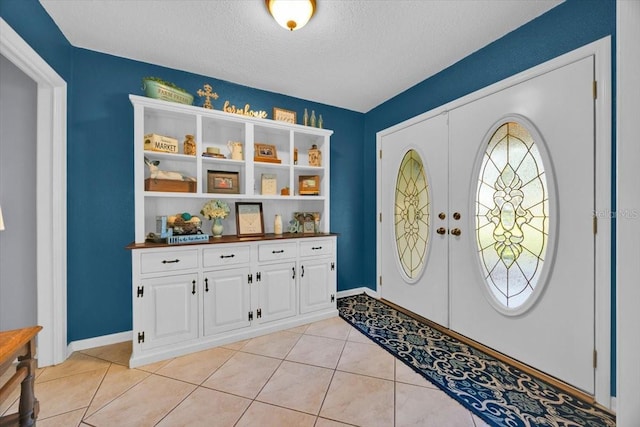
(380, 114, 449, 327)
(202, 267, 251, 336)
(449, 56, 595, 393)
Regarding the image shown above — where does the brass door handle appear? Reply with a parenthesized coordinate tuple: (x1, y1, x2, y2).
(451, 228, 461, 236)
(436, 227, 446, 235)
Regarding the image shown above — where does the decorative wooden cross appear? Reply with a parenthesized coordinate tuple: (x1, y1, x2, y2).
(197, 84, 219, 109)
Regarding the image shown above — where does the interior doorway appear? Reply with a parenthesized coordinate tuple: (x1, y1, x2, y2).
(0, 18, 67, 367)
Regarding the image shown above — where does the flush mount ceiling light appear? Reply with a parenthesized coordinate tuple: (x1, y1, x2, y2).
(266, 0, 316, 31)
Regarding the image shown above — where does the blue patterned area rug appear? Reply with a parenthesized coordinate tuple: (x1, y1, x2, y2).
(338, 293, 616, 427)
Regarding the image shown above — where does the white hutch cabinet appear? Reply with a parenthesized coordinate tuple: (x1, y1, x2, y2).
(127, 95, 337, 368)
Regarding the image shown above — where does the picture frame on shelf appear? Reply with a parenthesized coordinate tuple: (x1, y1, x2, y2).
(207, 170, 240, 194)
(298, 175, 320, 195)
(293, 212, 320, 234)
(261, 173, 278, 195)
(235, 202, 265, 237)
(254, 143, 281, 164)
(272, 107, 296, 124)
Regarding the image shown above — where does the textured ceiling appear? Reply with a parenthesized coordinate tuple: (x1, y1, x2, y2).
(39, 0, 562, 113)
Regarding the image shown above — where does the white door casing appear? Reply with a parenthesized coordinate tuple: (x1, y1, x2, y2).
(379, 113, 449, 327)
(616, 0, 640, 422)
(0, 18, 67, 367)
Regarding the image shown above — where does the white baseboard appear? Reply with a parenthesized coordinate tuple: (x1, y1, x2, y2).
(337, 286, 379, 299)
(67, 331, 131, 357)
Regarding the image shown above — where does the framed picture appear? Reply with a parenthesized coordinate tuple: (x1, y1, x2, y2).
(293, 212, 320, 234)
(273, 107, 296, 124)
(298, 175, 320, 195)
(261, 173, 277, 195)
(207, 170, 240, 194)
(235, 202, 265, 237)
(254, 143, 279, 160)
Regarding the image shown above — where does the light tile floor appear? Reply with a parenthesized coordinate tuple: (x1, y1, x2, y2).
(1, 317, 491, 426)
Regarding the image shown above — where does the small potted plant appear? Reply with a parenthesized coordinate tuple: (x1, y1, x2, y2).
(201, 199, 230, 238)
(141, 77, 194, 105)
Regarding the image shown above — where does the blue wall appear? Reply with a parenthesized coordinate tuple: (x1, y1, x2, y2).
(0, 0, 72, 79)
(0, 0, 365, 341)
(363, 0, 615, 288)
(65, 49, 364, 340)
(1, 0, 616, 392)
(363, 0, 616, 392)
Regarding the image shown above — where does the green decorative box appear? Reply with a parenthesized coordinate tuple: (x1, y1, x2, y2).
(142, 79, 193, 105)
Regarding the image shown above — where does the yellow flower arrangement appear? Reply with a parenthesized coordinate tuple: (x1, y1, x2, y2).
(201, 199, 230, 220)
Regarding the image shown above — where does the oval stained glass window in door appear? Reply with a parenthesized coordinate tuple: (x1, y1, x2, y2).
(395, 149, 430, 280)
(476, 121, 549, 309)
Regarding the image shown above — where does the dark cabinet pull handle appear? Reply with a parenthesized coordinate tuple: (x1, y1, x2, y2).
(220, 254, 235, 259)
(301, 265, 305, 277)
(311, 246, 322, 250)
(192, 280, 196, 295)
(272, 250, 285, 254)
(162, 259, 180, 264)
(292, 267, 295, 279)
(205, 278, 209, 292)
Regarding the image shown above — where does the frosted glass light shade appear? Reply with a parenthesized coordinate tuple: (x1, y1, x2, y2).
(0, 205, 5, 231)
(266, 0, 316, 31)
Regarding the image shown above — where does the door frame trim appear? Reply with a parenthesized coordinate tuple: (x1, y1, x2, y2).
(0, 18, 68, 367)
(376, 36, 611, 405)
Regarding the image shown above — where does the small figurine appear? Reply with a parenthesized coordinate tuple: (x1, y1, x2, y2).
(144, 157, 195, 181)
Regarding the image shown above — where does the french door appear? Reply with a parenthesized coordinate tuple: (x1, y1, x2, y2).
(379, 56, 596, 393)
(449, 56, 595, 393)
(380, 114, 449, 327)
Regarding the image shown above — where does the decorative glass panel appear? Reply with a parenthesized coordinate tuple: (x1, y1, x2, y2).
(476, 122, 549, 309)
(395, 149, 430, 279)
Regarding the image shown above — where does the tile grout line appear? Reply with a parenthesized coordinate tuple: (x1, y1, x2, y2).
(394, 358, 397, 427)
(80, 363, 153, 423)
(77, 360, 111, 423)
(146, 348, 241, 425)
(48, 320, 376, 426)
(313, 333, 349, 425)
(232, 330, 305, 425)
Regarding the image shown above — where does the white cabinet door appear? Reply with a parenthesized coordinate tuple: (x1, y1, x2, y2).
(138, 273, 198, 350)
(256, 262, 297, 323)
(299, 259, 335, 314)
(203, 267, 251, 336)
